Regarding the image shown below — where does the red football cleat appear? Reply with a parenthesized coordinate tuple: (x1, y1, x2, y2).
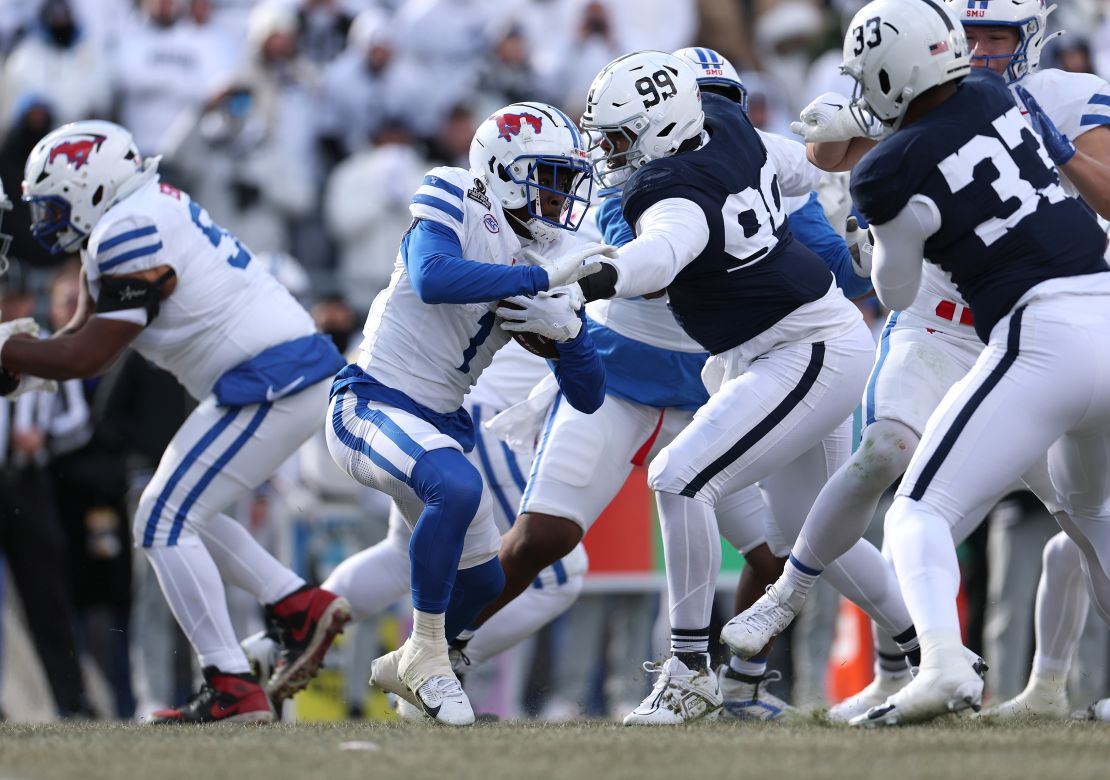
(149, 667, 273, 724)
(264, 586, 351, 702)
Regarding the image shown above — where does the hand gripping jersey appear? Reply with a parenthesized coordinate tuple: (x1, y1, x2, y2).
(84, 178, 319, 401)
(900, 67, 1110, 332)
(852, 69, 1107, 343)
(620, 93, 839, 353)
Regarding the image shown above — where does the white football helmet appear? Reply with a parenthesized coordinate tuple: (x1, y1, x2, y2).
(469, 101, 593, 244)
(674, 47, 748, 111)
(581, 51, 704, 188)
(22, 120, 155, 254)
(0, 179, 12, 275)
(948, 0, 1061, 83)
(842, 0, 970, 132)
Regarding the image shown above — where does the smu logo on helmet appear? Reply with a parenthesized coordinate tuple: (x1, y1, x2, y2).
(496, 113, 543, 141)
(48, 135, 107, 170)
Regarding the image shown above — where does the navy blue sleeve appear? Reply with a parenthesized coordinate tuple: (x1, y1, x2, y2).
(549, 310, 606, 413)
(622, 163, 708, 232)
(596, 195, 636, 247)
(401, 219, 547, 304)
(788, 193, 872, 298)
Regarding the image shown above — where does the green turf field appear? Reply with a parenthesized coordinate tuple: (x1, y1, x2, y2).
(1, 717, 1108, 780)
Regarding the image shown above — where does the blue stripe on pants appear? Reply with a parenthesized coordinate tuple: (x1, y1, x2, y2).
(167, 403, 272, 546)
(144, 407, 240, 547)
(865, 311, 899, 426)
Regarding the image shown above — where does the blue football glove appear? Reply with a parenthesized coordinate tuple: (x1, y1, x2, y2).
(1014, 85, 1076, 166)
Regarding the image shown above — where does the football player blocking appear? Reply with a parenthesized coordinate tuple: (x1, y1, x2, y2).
(0, 120, 353, 723)
(324, 101, 610, 726)
(726, 0, 1110, 724)
(726, 0, 1110, 726)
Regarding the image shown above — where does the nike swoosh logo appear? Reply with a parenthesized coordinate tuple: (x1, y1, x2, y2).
(421, 700, 442, 719)
(822, 102, 845, 109)
(210, 701, 241, 718)
(265, 376, 305, 402)
(867, 704, 896, 720)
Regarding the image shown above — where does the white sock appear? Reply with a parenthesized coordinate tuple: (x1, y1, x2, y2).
(656, 492, 722, 637)
(412, 609, 447, 647)
(780, 555, 820, 596)
(730, 654, 768, 678)
(144, 541, 251, 673)
(885, 498, 962, 656)
(198, 513, 304, 605)
(1032, 531, 1089, 680)
(322, 539, 411, 622)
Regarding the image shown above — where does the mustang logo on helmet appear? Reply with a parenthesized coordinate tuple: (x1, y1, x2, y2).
(495, 113, 543, 141)
(48, 135, 107, 171)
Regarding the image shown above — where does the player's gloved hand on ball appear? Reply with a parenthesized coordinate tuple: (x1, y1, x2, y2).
(845, 216, 874, 277)
(1014, 85, 1076, 166)
(790, 92, 869, 143)
(497, 289, 583, 342)
(522, 242, 617, 290)
(0, 317, 58, 397)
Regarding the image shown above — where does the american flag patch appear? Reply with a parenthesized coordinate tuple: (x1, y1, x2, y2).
(929, 41, 949, 55)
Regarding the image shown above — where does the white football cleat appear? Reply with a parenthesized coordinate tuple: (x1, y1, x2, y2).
(393, 696, 426, 722)
(720, 581, 806, 658)
(623, 655, 722, 726)
(1072, 697, 1110, 721)
(717, 666, 792, 721)
(399, 637, 474, 727)
(850, 659, 983, 727)
(369, 646, 420, 707)
(983, 678, 1068, 720)
(826, 671, 911, 723)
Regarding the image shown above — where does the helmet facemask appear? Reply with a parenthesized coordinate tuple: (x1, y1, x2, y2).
(584, 122, 646, 188)
(24, 192, 86, 254)
(505, 154, 594, 242)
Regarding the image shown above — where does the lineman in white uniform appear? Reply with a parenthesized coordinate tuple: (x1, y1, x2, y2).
(324, 102, 610, 726)
(723, 0, 1110, 721)
(0, 120, 352, 723)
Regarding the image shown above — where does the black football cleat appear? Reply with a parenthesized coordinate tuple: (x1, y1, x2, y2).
(149, 667, 273, 724)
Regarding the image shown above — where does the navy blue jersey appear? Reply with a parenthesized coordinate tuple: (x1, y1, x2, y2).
(852, 69, 1108, 342)
(621, 93, 834, 354)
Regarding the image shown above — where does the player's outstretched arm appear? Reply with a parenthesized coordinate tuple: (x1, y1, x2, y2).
(403, 219, 548, 304)
(0, 265, 169, 379)
(869, 196, 940, 312)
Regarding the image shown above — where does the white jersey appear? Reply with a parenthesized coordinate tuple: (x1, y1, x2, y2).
(904, 67, 1110, 330)
(84, 177, 316, 401)
(357, 165, 583, 413)
(466, 339, 550, 411)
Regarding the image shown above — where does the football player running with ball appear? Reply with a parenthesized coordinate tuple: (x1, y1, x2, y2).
(325, 102, 609, 726)
(0, 121, 352, 723)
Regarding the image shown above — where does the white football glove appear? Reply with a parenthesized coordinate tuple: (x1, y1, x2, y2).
(790, 92, 880, 143)
(0, 317, 40, 369)
(521, 242, 617, 290)
(497, 289, 583, 342)
(0, 317, 57, 397)
(845, 216, 874, 278)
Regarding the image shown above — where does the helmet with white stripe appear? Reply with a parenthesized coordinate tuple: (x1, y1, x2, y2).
(22, 120, 150, 254)
(842, 0, 970, 132)
(469, 102, 593, 244)
(581, 51, 704, 188)
(673, 47, 748, 110)
(947, 0, 1060, 83)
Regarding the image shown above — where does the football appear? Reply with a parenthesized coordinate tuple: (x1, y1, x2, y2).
(497, 300, 560, 359)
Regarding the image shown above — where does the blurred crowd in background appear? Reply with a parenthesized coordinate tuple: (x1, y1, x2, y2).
(0, 0, 1109, 722)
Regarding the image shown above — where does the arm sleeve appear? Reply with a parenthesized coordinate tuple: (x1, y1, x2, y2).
(758, 129, 823, 196)
(608, 198, 710, 298)
(549, 310, 606, 413)
(871, 195, 941, 311)
(87, 215, 166, 275)
(401, 219, 546, 304)
(595, 196, 636, 247)
(788, 192, 872, 297)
